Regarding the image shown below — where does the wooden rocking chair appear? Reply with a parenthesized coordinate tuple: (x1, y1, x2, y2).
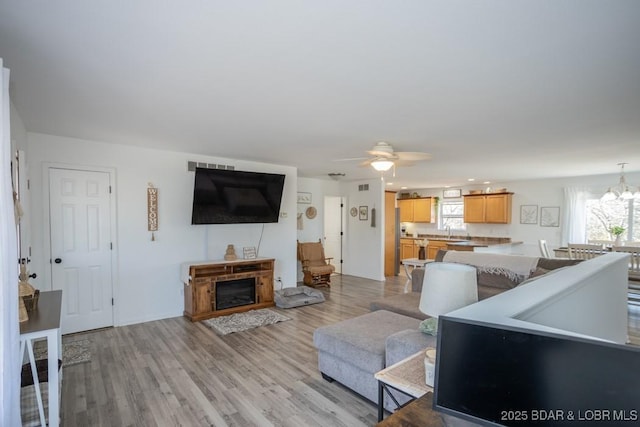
(297, 239, 335, 288)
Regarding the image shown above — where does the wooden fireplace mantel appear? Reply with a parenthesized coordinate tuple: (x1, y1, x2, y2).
(182, 258, 275, 321)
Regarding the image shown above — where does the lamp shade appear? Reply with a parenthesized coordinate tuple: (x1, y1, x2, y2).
(419, 262, 478, 318)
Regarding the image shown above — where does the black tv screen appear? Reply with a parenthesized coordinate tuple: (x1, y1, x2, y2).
(434, 317, 640, 426)
(191, 168, 285, 224)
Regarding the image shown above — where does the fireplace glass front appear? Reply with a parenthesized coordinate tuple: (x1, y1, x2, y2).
(216, 278, 256, 310)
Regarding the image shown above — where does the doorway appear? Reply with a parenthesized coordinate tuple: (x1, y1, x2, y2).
(323, 196, 344, 274)
(48, 167, 115, 334)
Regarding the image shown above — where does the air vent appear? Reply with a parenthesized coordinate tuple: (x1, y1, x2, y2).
(358, 184, 369, 191)
(187, 161, 235, 172)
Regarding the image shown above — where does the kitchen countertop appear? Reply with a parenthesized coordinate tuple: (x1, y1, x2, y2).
(400, 235, 521, 247)
(446, 240, 523, 248)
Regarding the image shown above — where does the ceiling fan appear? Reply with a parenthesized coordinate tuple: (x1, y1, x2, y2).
(335, 141, 432, 172)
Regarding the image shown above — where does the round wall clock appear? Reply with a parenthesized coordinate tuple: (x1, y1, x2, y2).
(350, 207, 358, 217)
(305, 206, 317, 219)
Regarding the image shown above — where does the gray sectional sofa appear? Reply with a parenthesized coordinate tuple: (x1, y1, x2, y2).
(313, 251, 583, 411)
(369, 250, 582, 322)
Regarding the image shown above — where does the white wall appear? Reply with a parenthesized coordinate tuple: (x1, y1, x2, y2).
(402, 172, 640, 256)
(295, 177, 341, 281)
(26, 132, 297, 327)
(9, 102, 30, 261)
(341, 178, 385, 281)
(296, 177, 341, 243)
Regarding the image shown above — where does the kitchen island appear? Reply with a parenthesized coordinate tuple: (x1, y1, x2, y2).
(400, 235, 522, 259)
(446, 239, 523, 252)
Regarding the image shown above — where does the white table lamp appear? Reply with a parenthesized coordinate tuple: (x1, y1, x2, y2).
(419, 262, 478, 334)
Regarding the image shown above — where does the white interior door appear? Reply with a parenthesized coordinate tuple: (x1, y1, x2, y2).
(323, 196, 344, 274)
(49, 168, 114, 334)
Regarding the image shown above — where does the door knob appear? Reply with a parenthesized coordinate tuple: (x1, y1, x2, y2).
(54, 258, 62, 264)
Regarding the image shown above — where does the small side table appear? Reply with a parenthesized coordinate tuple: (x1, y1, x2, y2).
(400, 258, 432, 291)
(374, 349, 432, 421)
(401, 258, 431, 279)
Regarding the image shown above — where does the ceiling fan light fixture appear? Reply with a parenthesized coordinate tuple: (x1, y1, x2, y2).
(371, 159, 394, 172)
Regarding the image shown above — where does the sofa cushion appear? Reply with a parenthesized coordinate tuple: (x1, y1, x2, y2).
(536, 257, 583, 270)
(385, 329, 437, 366)
(370, 292, 428, 320)
(313, 310, 420, 375)
(413, 256, 524, 294)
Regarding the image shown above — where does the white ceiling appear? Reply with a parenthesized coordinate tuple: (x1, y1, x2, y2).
(1, 1, 640, 190)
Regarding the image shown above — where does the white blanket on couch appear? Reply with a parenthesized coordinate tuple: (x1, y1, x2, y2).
(442, 251, 539, 281)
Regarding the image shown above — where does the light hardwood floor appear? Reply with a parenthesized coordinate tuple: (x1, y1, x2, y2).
(60, 275, 640, 426)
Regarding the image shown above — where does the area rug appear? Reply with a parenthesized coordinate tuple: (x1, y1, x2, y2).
(33, 338, 91, 367)
(202, 309, 291, 335)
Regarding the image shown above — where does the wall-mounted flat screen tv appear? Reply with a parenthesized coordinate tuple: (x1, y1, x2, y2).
(191, 168, 285, 224)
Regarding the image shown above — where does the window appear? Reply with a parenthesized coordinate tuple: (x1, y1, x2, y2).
(585, 198, 640, 243)
(440, 200, 466, 231)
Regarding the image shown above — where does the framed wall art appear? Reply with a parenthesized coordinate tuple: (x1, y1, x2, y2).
(519, 205, 538, 225)
(540, 206, 560, 227)
(297, 192, 311, 204)
(443, 189, 462, 198)
(359, 206, 368, 221)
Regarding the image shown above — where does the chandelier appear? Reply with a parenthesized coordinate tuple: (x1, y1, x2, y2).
(601, 163, 640, 201)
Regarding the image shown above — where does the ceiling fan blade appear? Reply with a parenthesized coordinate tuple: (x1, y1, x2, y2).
(396, 152, 432, 161)
(393, 159, 416, 167)
(366, 149, 395, 158)
(359, 159, 374, 167)
(333, 156, 368, 162)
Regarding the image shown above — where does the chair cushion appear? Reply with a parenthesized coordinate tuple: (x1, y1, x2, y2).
(307, 265, 335, 275)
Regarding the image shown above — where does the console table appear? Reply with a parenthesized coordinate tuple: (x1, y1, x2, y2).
(19, 290, 62, 427)
(182, 258, 275, 321)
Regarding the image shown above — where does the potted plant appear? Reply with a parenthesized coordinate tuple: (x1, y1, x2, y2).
(610, 226, 626, 246)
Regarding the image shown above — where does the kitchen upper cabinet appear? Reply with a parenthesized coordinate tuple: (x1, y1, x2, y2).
(463, 193, 513, 224)
(398, 198, 432, 223)
(463, 196, 486, 223)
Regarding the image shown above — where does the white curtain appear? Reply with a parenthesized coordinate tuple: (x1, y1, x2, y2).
(0, 59, 21, 426)
(561, 186, 589, 245)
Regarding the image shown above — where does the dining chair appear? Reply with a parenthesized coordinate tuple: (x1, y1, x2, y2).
(538, 240, 551, 258)
(567, 243, 605, 260)
(612, 246, 640, 282)
(588, 239, 614, 246)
